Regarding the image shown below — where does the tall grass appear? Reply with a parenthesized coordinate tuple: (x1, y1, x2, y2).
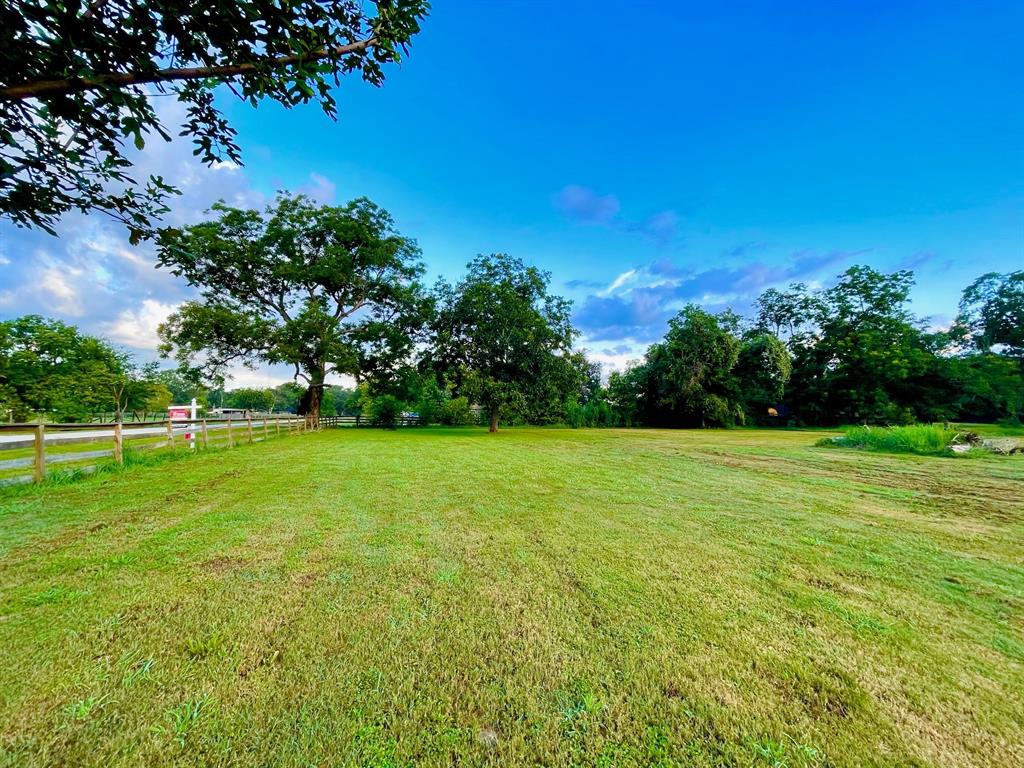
(818, 424, 962, 456)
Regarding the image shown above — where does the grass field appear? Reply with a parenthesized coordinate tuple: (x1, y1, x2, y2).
(1, 428, 1022, 767)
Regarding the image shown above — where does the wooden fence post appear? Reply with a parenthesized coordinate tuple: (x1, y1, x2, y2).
(247, 415, 253, 444)
(166, 418, 175, 449)
(276, 417, 281, 438)
(33, 422, 46, 482)
(113, 420, 123, 465)
(201, 418, 209, 449)
(263, 417, 269, 442)
(226, 418, 233, 448)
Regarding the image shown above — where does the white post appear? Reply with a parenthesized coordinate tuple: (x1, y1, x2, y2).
(190, 398, 197, 450)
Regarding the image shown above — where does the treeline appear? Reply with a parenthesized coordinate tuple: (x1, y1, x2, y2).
(2, 193, 1020, 430)
(0, 316, 169, 422)
(358, 265, 1021, 429)
(600, 267, 1023, 428)
(149, 194, 1019, 430)
(0, 325, 371, 423)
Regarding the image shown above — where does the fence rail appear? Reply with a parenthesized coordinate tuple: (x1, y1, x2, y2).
(0, 415, 309, 487)
(321, 415, 421, 428)
(0, 413, 424, 487)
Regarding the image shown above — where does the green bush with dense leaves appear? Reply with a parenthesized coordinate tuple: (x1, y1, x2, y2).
(440, 396, 474, 426)
(365, 394, 403, 428)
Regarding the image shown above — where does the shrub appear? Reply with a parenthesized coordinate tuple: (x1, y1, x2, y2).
(366, 394, 403, 428)
(818, 424, 962, 455)
(564, 399, 617, 428)
(564, 399, 585, 428)
(415, 379, 447, 426)
(441, 396, 473, 426)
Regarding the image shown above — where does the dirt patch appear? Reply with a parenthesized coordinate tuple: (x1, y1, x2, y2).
(203, 469, 243, 489)
(200, 555, 247, 575)
(806, 575, 853, 596)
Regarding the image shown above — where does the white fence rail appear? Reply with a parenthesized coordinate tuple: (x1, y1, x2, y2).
(0, 415, 309, 487)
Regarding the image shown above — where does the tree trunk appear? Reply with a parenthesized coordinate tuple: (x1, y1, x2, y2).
(489, 407, 499, 433)
(302, 371, 325, 430)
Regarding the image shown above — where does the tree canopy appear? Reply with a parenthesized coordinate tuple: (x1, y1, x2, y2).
(637, 306, 743, 427)
(734, 332, 792, 423)
(428, 254, 578, 432)
(956, 271, 1024, 359)
(156, 193, 427, 426)
(2, 259, 1021, 430)
(0, 315, 159, 421)
(0, 0, 428, 240)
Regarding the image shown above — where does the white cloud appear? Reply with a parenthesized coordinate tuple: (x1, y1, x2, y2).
(38, 265, 85, 315)
(585, 346, 644, 376)
(298, 172, 337, 203)
(102, 299, 179, 349)
(221, 364, 355, 390)
(598, 269, 638, 297)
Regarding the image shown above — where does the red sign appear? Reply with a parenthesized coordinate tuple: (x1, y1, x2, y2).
(168, 406, 193, 441)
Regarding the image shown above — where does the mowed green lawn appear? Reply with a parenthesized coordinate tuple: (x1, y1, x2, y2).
(1, 428, 1022, 768)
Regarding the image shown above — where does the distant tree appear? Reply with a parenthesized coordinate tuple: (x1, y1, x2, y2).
(515, 350, 590, 425)
(441, 396, 474, 426)
(734, 333, 791, 422)
(0, 315, 150, 421)
(946, 353, 1024, 424)
(785, 266, 937, 424)
(414, 376, 448, 425)
(606, 367, 645, 426)
(956, 271, 1024, 359)
(270, 382, 305, 414)
(0, 0, 428, 240)
(156, 193, 427, 427)
(429, 254, 577, 432)
(152, 369, 207, 406)
(364, 392, 403, 428)
(755, 283, 819, 343)
(224, 387, 275, 412)
(573, 355, 604, 404)
(142, 381, 174, 413)
(640, 306, 743, 427)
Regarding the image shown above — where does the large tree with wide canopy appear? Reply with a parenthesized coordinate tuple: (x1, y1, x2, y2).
(156, 193, 427, 426)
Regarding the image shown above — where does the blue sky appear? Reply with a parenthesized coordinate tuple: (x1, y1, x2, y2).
(1, 0, 1022, 381)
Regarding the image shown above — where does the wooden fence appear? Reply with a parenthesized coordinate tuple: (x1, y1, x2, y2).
(0, 415, 308, 487)
(0, 413, 424, 487)
(321, 415, 421, 428)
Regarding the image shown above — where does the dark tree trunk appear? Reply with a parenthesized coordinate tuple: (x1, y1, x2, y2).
(489, 407, 499, 433)
(299, 370, 326, 430)
(305, 384, 323, 430)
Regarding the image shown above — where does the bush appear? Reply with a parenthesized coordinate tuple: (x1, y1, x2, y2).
(564, 399, 585, 428)
(366, 394, 403, 428)
(818, 424, 962, 455)
(564, 398, 617, 428)
(441, 396, 474, 426)
(415, 379, 447, 426)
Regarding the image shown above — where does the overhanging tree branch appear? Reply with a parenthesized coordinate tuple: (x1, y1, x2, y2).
(0, 37, 378, 102)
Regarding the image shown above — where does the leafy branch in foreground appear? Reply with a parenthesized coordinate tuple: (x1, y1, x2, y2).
(0, 0, 429, 242)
